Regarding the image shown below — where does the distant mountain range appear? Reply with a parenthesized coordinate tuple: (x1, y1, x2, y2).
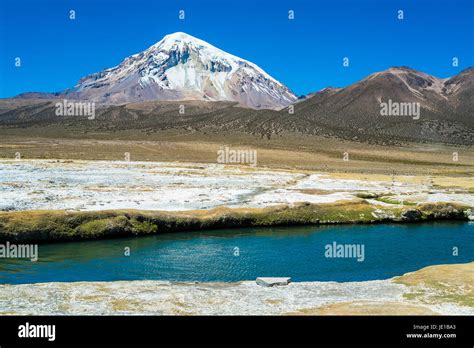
(290, 66, 473, 143)
(3, 32, 473, 145)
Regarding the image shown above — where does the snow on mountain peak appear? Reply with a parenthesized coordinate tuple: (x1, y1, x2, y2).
(70, 32, 297, 109)
(155, 32, 210, 51)
(164, 31, 194, 40)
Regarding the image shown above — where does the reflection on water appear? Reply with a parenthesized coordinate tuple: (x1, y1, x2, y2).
(0, 222, 473, 284)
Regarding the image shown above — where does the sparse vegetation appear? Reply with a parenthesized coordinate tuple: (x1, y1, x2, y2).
(395, 262, 474, 307)
(0, 201, 471, 243)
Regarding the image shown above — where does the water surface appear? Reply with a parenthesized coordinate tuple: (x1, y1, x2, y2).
(0, 222, 473, 284)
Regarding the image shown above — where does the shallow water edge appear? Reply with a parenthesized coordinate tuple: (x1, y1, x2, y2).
(0, 262, 472, 315)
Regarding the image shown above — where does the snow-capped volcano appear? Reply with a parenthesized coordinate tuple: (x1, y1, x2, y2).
(67, 32, 297, 109)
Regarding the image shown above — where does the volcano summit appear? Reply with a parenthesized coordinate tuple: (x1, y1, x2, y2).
(41, 32, 297, 109)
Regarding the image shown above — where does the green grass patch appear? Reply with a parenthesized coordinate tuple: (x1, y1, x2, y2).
(0, 201, 471, 243)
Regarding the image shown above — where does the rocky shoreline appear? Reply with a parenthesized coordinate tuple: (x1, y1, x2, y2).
(0, 201, 472, 243)
(0, 262, 472, 315)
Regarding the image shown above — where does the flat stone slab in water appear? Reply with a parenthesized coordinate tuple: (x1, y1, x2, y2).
(256, 277, 291, 287)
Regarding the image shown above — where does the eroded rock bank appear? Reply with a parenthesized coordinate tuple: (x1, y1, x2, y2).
(0, 201, 472, 243)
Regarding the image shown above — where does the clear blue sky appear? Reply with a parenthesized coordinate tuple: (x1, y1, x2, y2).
(0, 0, 472, 98)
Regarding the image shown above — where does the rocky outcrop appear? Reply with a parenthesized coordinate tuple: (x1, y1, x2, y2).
(401, 209, 422, 222)
(417, 202, 466, 220)
(256, 277, 291, 287)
